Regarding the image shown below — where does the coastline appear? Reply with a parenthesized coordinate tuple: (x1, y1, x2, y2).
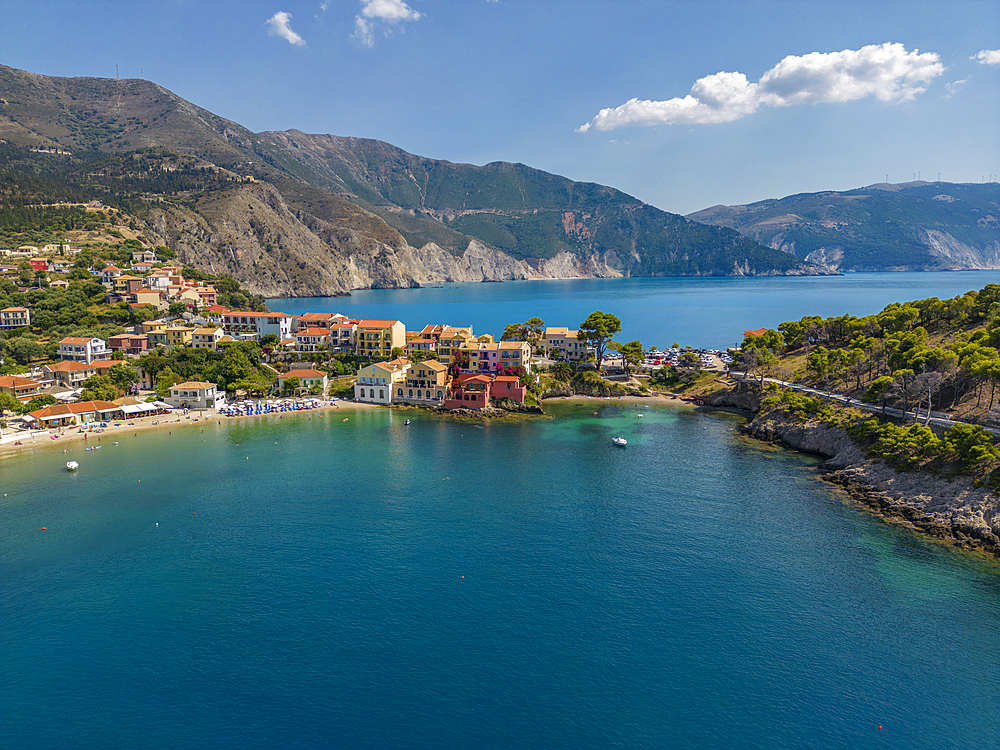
(0, 399, 379, 460)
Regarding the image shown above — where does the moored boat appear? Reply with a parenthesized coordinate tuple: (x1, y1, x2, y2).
(612, 437, 627, 447)
(66, 461, 79, 471)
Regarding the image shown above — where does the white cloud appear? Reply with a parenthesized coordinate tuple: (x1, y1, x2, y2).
(579, 43, 945, 132)
(353, 0, 421, 47)
(265, 11, 306, 46)
(972, 49, 1000, 65)
(945, 79, 968, 98)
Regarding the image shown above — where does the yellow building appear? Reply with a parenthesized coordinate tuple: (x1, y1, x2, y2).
(354, 319, 405, 359)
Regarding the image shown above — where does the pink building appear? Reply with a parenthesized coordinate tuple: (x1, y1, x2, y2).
(489, 376, 527, 403)
(443, 373, 492, 410)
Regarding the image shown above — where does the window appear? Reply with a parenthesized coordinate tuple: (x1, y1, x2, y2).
(379, 389, 384, 400)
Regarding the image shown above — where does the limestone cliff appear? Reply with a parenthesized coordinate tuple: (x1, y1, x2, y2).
(741, 405, 1000, 557)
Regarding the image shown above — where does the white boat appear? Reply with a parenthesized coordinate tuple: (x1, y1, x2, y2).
(66, 461, 79, 471)
(612, 437, 627, 447)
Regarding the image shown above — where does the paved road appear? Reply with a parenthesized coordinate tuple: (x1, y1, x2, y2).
(730, 373, 1000, 437)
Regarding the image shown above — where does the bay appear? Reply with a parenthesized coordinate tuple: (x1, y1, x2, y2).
(270, 270, 1000, 349)
(2, 402, 999, 749)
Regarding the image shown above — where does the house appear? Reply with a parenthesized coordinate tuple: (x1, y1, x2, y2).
(132, 249, 157, 263)
(100, 266, 123, 283)
(132, 287, 166, 309)
(29, 258, 50, 272)
(456, 340, 532, 375)
(443, 373, 492, 410)
(142, 318, 172, 335)
(435, 326, 476, 365)
(354, 320, 406, 359)
(108, 333, 149, 357)
(222, 311, 295, 341)
(329, 321, 357, 350)
(354, 359, 409, 404)
(489, 375, 527, 403)
(58, 336, 109, 364)
(27, 400, 123, 428)
(204, 305, 230, 324)
(131, 261, 155, 273)
(294, 327, 330, 353)
(0, 306, 30, 329)
(113, 275, 145, 295)
(395, 360, 449, 406)
(294, 312, 348, 331)
(191, 327, 225, 349)
(278, 368, 328, 394)
(0, 375, 44, 402)
(405, 338, 437, 355)
(147, 326, 194, 348)
(44, 361, 98, 388)
(165, 381, 224, 411)
(418, 324, 447, 342)
(194, 285, 217, 308)
(542, 327, 592, 361)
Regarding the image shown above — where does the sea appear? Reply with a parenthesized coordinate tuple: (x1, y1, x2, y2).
(3, 272, 1000, 749)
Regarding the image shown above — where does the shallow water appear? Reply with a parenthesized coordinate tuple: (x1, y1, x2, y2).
(3, 402, 998, 749)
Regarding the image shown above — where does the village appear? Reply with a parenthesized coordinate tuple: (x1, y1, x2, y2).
(3, 243, 715, 440)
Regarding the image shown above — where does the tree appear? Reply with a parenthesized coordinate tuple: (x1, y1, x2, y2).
(80, 375, 121, 402)
(552, 362, 573, 382)
(108, 362, 139, 393)
(577, 311, 621, 369)
(156, 367, 181, 398)
(864, 376, 895, 414)
(18, 262, 32, 286)
(218, 345, 252, 389)
(22, 394, 56, 414)
(617, 340, 644, 379)
(0, 391, 22, 415)
(282, 376, 300, 395)
(168, 301, 187, 316)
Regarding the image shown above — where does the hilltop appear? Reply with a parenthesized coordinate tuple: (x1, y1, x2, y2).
(688, 181, 1000, 272)
(0, 64, 822, 296)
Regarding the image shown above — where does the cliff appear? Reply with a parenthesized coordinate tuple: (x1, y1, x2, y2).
(739, 400, 1000, 557)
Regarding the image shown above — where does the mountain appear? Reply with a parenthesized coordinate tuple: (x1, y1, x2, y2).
(688, 182, 1000, 272)
(0, 64, 822, 296)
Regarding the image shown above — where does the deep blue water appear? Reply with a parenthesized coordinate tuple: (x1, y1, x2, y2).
(2, 403, 999, 749)
(270, 271, 1000, 349)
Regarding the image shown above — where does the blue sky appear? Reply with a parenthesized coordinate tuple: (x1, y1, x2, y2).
(1, 0, 997, 214)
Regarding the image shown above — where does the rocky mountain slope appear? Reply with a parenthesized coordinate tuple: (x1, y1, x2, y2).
(689, 182, 1000, 272)
(0, 64, 822, 295)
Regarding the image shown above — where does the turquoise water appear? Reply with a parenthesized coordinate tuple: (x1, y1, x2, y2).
(3, 403, 999, 749)
(270, 271, 1000, 349)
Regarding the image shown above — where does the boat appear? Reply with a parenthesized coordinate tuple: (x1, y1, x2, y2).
(612, 437, 627, 447)
(404, 419, 411, 425)
(66, 461, 79, 471)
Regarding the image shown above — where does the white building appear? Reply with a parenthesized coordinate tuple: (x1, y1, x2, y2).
(58, 336, 109, 364)
(222, 311, 295, 341)
(166, 380, 225, 411)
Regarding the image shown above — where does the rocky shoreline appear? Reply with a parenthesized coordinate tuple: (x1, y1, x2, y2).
(706, 380, 1000, 558)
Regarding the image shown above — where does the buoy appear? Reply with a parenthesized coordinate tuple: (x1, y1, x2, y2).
(38, 528, 47, 531)
(878, 726, 882, 730)
(155, 522, 158, 527)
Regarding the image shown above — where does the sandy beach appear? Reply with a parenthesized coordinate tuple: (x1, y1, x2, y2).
(0, 399, 379, 459)
(0, 392, 699, 461)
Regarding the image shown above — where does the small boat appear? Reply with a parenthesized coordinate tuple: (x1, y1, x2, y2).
(404, 419, 411, 425)
(66, 461, 79, 471)
(612, 437, 627, 447)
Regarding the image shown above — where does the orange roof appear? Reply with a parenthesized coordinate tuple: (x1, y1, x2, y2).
(357, 319, 400, 328)
(29, 400, 120, 419)
(282, 369, 327, 379)
(743, 328, 769, 337)
(173, 381, 216, 390)
(296, 327, 330, 336)
(0, 375, 41, 389)
(60, 336, 96, 344)
(45, 361, 95, 372)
